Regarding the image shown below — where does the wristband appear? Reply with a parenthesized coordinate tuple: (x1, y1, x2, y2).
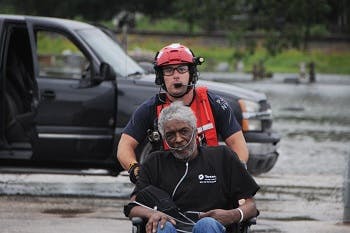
(128, 162, 140, 184)
(237, 208, 244, 223)
(128, 162, 138, 173)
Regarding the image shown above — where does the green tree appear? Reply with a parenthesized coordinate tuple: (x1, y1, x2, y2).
(173, 0, 238, 33)
(0, 0, 128, 21)
(233, 0, 331, 54)
(326, 0, 350, 34)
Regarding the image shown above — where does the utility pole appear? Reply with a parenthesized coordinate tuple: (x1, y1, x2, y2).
(114, 11, 135, 52)
(344, 155, 350, 223)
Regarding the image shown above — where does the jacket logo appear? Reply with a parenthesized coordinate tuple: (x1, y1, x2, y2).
(198, 174, 217, 184)
(216, 97, 229, 110)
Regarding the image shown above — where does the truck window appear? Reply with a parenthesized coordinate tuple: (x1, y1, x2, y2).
(36, 31, 88, 80)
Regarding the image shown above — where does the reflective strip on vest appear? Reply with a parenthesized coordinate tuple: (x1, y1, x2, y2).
(197, 122, 214, 134)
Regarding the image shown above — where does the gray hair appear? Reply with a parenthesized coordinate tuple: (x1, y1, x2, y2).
(158, 101, 197, 136)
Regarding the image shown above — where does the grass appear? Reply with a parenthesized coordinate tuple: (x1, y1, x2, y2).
(125, 35, 350, 75)
(135, 17, 203, 33)
(121, 16, 350, 75)
(37, 31, 80, 54)
(33, 15, 350, 75)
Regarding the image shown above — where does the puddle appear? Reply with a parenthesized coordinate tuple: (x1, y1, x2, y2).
(286, 130, 350, 142)
(266, 216, 316, 221)
(280, 106, 305, 111)
(42, 208, 94, 218)
(0, 181, 134, 198)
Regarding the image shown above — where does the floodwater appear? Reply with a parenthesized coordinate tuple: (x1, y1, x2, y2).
(233, 74, 350, 177)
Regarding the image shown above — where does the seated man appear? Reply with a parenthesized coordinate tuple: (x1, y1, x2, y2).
(124, 101, 259, 233)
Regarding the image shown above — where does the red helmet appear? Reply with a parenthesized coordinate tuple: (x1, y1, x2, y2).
(155, 43, 194, 66)
(154, 43, 204, 92)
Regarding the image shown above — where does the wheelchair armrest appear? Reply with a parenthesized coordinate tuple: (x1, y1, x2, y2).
(132, 217, 146, 233)
(132, 217, 144, 225)
(239, 217, 257, 233)
(243, 217, 256, 226)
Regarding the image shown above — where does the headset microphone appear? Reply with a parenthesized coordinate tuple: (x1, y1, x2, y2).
(165, 130, 196, 151)
(173, 83, 195, 88)
(174, 83, 183, 88)
(182, 83, 195, 87)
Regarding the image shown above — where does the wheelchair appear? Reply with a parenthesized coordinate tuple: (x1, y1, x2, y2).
(131, 216, 256, 233)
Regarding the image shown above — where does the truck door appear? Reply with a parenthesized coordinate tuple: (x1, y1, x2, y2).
(28, 26, 116, 163)
(0, 19, 38, 160)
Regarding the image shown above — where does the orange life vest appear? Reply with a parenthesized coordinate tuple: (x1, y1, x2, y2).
(156, 86, 219, 150)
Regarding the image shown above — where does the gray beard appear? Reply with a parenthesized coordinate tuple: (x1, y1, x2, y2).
(171, 141, 196, 160)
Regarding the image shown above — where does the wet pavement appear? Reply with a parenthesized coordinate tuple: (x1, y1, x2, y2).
(0, 194, 130, 233)
(1, 72, 350, 232)
(0, 173, 348, 233)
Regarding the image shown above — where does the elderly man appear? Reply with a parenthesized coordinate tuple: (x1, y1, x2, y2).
(124, 101, 259, 233)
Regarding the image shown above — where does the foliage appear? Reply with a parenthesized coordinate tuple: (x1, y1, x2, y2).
(126, 34, 350, 74)
(0, 0, 125, 20)
(134, 16, 202, 33)
(36, 31, 79, 54)
(1, 0, 349, 74)
(173, 0, 238, 33)
(0, 0, 348, 34)
(226, 0, 331, 55)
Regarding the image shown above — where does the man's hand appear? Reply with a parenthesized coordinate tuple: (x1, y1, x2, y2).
(146, 211, 176, 233)
(199, 209, 239, 225)
(128, 163, 141, 184)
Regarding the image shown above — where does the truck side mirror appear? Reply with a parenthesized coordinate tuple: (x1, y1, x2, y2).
(99, 62, 116, 81)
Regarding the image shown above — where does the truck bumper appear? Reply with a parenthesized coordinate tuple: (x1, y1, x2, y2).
(244, 132, 281, 175)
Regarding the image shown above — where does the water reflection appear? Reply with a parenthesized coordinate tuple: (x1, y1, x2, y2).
(235, 78, 350, 177)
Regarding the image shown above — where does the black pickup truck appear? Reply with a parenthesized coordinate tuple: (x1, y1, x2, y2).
(0, 15, 280, 176)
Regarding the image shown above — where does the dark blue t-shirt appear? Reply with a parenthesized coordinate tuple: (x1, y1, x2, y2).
(122, 91, 241, 144)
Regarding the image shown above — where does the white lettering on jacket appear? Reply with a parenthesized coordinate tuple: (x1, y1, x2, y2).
(198, 174, 217, 184)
